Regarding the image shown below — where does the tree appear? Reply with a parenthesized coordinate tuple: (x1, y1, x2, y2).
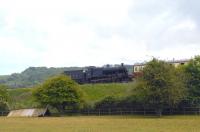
(184, 56, 200, 106)
(135, 59, 186, 116)
(32, 75, 84, 113)
(0, 85, 9, 111)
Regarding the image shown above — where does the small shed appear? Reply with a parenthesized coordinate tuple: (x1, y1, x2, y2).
(7, 108, 50, 117)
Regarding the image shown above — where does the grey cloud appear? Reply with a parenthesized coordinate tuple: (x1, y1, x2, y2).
(124, 0, 200, 50)
(178, 0, 200, 22)
(87, 0, 200, 53)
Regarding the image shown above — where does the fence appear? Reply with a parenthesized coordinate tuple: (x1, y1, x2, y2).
(79, 109, 155, 116)
(52, 107, 200, 116)
(3, 107, 200, 116)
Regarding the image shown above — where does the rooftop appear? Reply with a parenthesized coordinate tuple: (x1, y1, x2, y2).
(134, 59, 190, 66)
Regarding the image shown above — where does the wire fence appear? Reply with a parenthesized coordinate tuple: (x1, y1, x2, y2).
(51, 107, 200, 116)
(2, 107, 200, 116)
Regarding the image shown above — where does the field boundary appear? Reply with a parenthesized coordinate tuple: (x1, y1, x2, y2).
(3, 107, 200, 116)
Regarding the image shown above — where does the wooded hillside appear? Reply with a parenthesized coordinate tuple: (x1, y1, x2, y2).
(0, 65, 133, 88)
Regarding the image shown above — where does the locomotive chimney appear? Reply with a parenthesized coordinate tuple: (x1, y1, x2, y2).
(121, 63, 124, 67)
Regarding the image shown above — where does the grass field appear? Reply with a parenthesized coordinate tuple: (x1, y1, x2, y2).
(1, 116, 200, 132)
(81, 83, 134, 102)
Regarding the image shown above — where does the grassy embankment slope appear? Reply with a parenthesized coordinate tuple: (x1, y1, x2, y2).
(8, 82, 135, 109)
(1, 116, 200, 132)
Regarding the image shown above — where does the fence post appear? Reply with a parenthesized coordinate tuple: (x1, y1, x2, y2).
(183, 107, 185, 115)
(170, 108, 172, 115)
(198, 108, 200, 114)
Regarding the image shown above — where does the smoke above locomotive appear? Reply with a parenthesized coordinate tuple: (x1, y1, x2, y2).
(64, 64, 132, 84)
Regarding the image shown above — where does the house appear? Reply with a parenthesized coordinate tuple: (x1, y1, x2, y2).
(133, 59, 190, 78)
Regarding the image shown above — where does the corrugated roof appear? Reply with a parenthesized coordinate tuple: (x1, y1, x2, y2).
(7, 108, 49, 117)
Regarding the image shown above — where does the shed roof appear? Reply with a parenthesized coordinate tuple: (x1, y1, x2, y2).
(7, 108, 50, 117)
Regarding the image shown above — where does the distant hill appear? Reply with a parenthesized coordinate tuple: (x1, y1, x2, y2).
(0, 67, 82, 88)
(0, 65, 133, 88)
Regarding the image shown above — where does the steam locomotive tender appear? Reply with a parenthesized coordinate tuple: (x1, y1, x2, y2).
(64, 65, 132, 84)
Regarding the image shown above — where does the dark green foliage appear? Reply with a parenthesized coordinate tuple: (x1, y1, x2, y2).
(95, 96, 119, 109)
(118, 92, 146, 109)
(0, 85, 10, 111)
(184, 56, 200, 105)
(0, 102, 9, 111)
(32, 75, 84, 112)
(134, 59, 186, 115)
(94, 95, 144, 110)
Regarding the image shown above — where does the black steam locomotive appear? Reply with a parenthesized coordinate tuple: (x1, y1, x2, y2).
(64, 64, 132, 84)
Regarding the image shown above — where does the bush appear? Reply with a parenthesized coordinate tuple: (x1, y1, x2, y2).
(0, 85, 10, 111)
(0, 102, 9, 111)
(94, 96, 119, 110)
(33, 75, 85, 113)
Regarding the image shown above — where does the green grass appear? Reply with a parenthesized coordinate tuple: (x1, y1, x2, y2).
(1, 116, 200, 132)
(81, 83, 135, 102)
(8, 83, 135, 109)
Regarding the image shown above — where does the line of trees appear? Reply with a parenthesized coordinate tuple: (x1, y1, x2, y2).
(93, 56, 200, 116)
(30, 56, 200, 116)
(1, 56, 200, 116)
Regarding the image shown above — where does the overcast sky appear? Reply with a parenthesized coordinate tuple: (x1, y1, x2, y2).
(0, 0, 200, 75)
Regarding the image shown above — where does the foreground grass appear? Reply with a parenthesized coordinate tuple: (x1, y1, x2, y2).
(0, 116, 200, 132)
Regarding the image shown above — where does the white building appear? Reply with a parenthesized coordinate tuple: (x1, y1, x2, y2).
(133, 59, 190, 77)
